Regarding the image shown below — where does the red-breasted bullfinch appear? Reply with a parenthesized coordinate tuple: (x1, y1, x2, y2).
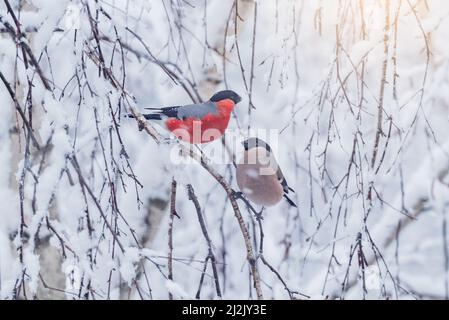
(132, 90, 241, 144)
(236, 138, 297, 208)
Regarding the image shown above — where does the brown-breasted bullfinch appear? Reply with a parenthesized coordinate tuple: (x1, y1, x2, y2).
(131, 90, 241, 144)
(235, 138, 297, 208)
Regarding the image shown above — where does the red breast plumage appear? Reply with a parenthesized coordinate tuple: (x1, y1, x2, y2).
(165, 99, 234, 144)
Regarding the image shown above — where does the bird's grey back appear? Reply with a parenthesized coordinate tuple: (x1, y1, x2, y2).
(177, 101, 219, 119)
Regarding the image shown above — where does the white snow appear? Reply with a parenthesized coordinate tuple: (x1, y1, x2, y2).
(1, 0, 449, 300)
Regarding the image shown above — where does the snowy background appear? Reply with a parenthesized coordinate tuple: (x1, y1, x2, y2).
(1, 0, 449, 300)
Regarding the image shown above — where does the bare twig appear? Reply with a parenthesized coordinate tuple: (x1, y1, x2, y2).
(167, 178, 177, 300)
(187, 184, 222, 299)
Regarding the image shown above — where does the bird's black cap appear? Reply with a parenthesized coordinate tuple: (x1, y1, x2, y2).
(210, 90, 242, 104)
(242, 137, 272, 152)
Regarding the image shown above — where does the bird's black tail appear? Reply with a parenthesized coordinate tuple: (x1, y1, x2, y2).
(283, 194, 298, 208)
(126, 113, 162, 120)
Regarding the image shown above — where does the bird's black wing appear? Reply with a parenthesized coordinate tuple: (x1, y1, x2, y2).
(277, 167, 293, 194)
(277, 167, 297, 208)
(283, 194, 298, 208)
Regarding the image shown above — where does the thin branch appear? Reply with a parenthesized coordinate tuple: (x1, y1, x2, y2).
(187, 184, 222, 299)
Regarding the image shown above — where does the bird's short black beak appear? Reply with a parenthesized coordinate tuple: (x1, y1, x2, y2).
(236, 95, 242, 103)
